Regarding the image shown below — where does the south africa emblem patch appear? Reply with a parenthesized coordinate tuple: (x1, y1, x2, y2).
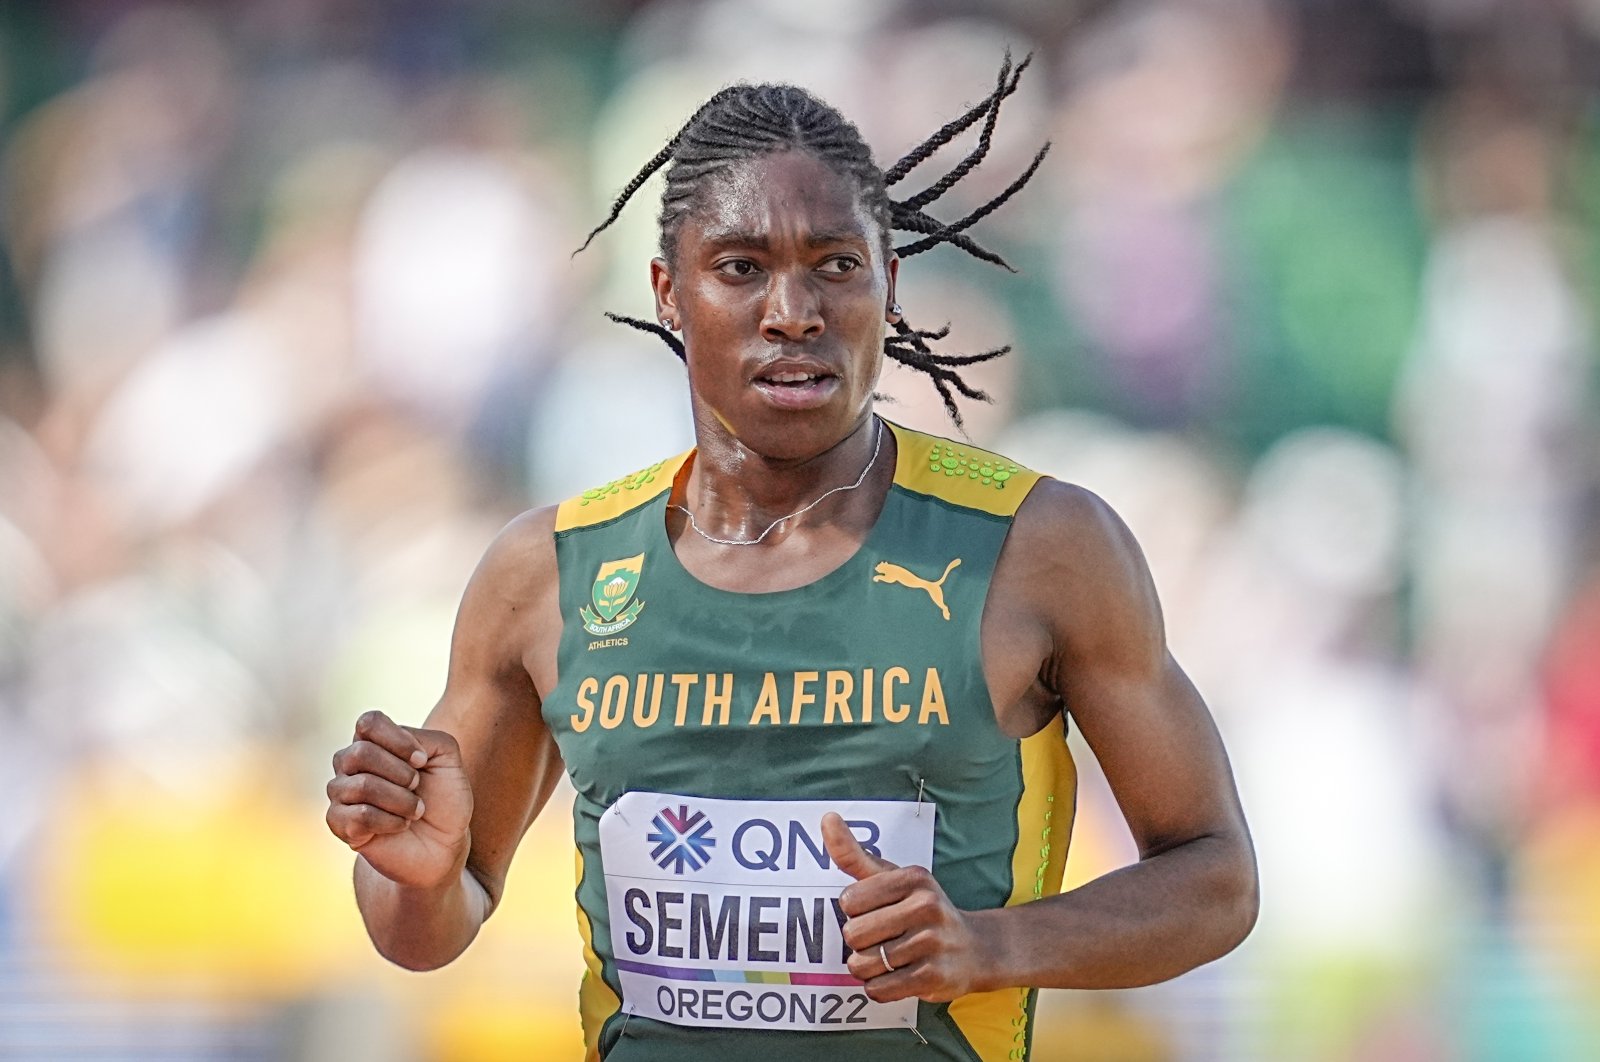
(581, 553, 646, 636)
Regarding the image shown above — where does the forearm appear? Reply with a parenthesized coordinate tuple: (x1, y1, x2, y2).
(970, 831, 1258, 991)
(354, 857, 491, 972)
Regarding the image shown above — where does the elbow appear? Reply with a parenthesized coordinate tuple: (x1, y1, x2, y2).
(1212, 836, 1259, 958)
(392, 957, 438, 973)
(366, 915, 468, 972)
(1230, 868, 1261, 953)
(1145, 827, 1260, 961)
(376, 941, 451, 973)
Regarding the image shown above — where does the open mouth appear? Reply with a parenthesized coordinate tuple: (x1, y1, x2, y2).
(756, 370, 834, 388)
(751, 369, 840, 409)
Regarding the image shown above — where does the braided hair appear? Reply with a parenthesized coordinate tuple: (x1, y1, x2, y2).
(579, 52, 1048, 427)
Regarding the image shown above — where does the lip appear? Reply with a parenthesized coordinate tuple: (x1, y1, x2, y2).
(751, 375, 841, 410)
(748, 354, 842, 411)
(749, 354, 840, 383)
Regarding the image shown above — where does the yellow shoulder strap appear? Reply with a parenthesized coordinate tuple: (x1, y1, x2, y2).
(554, 451, 690, 532)
(887, 421, 1041, 518)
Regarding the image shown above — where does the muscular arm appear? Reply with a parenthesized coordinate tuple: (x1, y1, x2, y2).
(335, 507, 565, 971)
(974, 480, 1258, 989)
(833, 480, 1256, 999)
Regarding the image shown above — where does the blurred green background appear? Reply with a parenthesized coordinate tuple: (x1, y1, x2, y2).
(2, 1, 1598, 1059)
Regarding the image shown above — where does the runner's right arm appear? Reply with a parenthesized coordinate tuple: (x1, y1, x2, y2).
(325, 508, 565, 970)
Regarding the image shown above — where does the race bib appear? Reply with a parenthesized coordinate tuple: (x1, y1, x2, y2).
(598, 791, 937, 1033)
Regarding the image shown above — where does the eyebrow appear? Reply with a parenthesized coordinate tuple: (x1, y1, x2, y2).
(698, 227, 870, 252)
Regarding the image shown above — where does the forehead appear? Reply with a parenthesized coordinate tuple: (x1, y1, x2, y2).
(683, 150, 879, 244)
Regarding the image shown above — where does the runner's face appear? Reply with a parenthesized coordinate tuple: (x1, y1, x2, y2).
(652, 150, 899, 461)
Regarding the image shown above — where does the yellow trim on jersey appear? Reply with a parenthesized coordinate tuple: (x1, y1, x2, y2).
(887, 422, 1042, 517)
(947, 713, 1077, 1061)
(555, 452, 691, 533)
(556, 422, 1037, 531)
(575, 847, 622, 1062)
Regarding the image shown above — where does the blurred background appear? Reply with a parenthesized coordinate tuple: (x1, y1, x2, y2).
(1, 0, 1598, 1058)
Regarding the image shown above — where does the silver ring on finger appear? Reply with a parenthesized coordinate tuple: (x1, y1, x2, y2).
(879, 943, 896, 974)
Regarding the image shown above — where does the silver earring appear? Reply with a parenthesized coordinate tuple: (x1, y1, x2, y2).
(890, 302, 903, 317)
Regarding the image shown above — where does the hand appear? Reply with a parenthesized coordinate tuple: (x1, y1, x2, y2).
(326, 710, 473, 890)
(821, 811, 992, 1003)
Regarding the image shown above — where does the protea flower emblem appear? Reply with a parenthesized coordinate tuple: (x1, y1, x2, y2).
(582, 553, 647, 634)
(600, 576, 630, 608)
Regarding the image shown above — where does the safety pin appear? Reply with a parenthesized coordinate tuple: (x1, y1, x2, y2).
(915, 777, 926, 816)
(619, 1002, 636, 1036)
(910, 1022, 930, 1045)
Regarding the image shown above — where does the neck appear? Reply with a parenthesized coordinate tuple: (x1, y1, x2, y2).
(683, 415, 885, 540)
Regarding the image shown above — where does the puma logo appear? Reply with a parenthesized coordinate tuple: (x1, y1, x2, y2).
(873, 559, 962, 620)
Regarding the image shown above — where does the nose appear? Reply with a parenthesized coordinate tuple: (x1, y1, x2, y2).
(760, 269, 824, 343)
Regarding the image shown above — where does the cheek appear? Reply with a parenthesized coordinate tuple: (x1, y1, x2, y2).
(681, 280, 759, 335)
(682, 340, 742, 409)
(842, 297, 890, 345)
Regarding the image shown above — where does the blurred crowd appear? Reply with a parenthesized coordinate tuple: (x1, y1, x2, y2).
(2, 0, 1599, 1059)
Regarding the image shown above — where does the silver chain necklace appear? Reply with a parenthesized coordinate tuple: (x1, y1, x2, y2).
(674, 418, 884, 547)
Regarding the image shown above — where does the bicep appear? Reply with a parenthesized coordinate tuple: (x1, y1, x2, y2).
(1028, 484, 1247, 857)
(426, 509, 565, 907)
(1065, 653, 1245, 858)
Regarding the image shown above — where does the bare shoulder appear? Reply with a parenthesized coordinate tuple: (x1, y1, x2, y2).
(473, 504, 560, 597)
(1009, 477, 1135, 548)
(1006, 479, 1155, 597)
(450, 505, 563, 683)
(999, 478, 1164, 679)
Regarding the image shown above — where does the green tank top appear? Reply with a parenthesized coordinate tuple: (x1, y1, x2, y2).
(545, 421, 1076, 1062)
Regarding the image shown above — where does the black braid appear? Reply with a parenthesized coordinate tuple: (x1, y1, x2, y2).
(886, 319, 1008, 429)
(898, 52, 1031, 211)
(653, 86, 891, 256)
(888, 204, 1016, 270)
(893, 141, 1052, 260)
(881, 50, 1023, 187)
(578, 55, 1046, 425)
(573, 87, 740, 256)
(604, 312, 685, 361)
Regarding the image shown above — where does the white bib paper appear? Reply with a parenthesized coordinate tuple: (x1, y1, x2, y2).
(598, 791, 937, 1032)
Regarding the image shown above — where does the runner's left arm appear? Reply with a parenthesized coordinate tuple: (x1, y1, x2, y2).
(827, 480, 1258, 1001)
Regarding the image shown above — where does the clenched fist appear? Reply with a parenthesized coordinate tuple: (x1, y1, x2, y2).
(326, 710, 473, 890)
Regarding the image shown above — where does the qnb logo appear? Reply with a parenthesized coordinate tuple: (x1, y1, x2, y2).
(648, 805, 716, 874)
(732, 817, 881, 871)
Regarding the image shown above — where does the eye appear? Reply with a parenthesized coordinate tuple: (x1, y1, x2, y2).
(818, 256, 862, 275)
(715, 258, 759, 277)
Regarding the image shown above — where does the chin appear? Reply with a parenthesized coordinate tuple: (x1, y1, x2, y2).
(745, 410, 873, 463)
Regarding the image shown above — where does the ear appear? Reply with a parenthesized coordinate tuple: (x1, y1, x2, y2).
(650, 257, 679, 331)
(884, 253, 902, 325)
